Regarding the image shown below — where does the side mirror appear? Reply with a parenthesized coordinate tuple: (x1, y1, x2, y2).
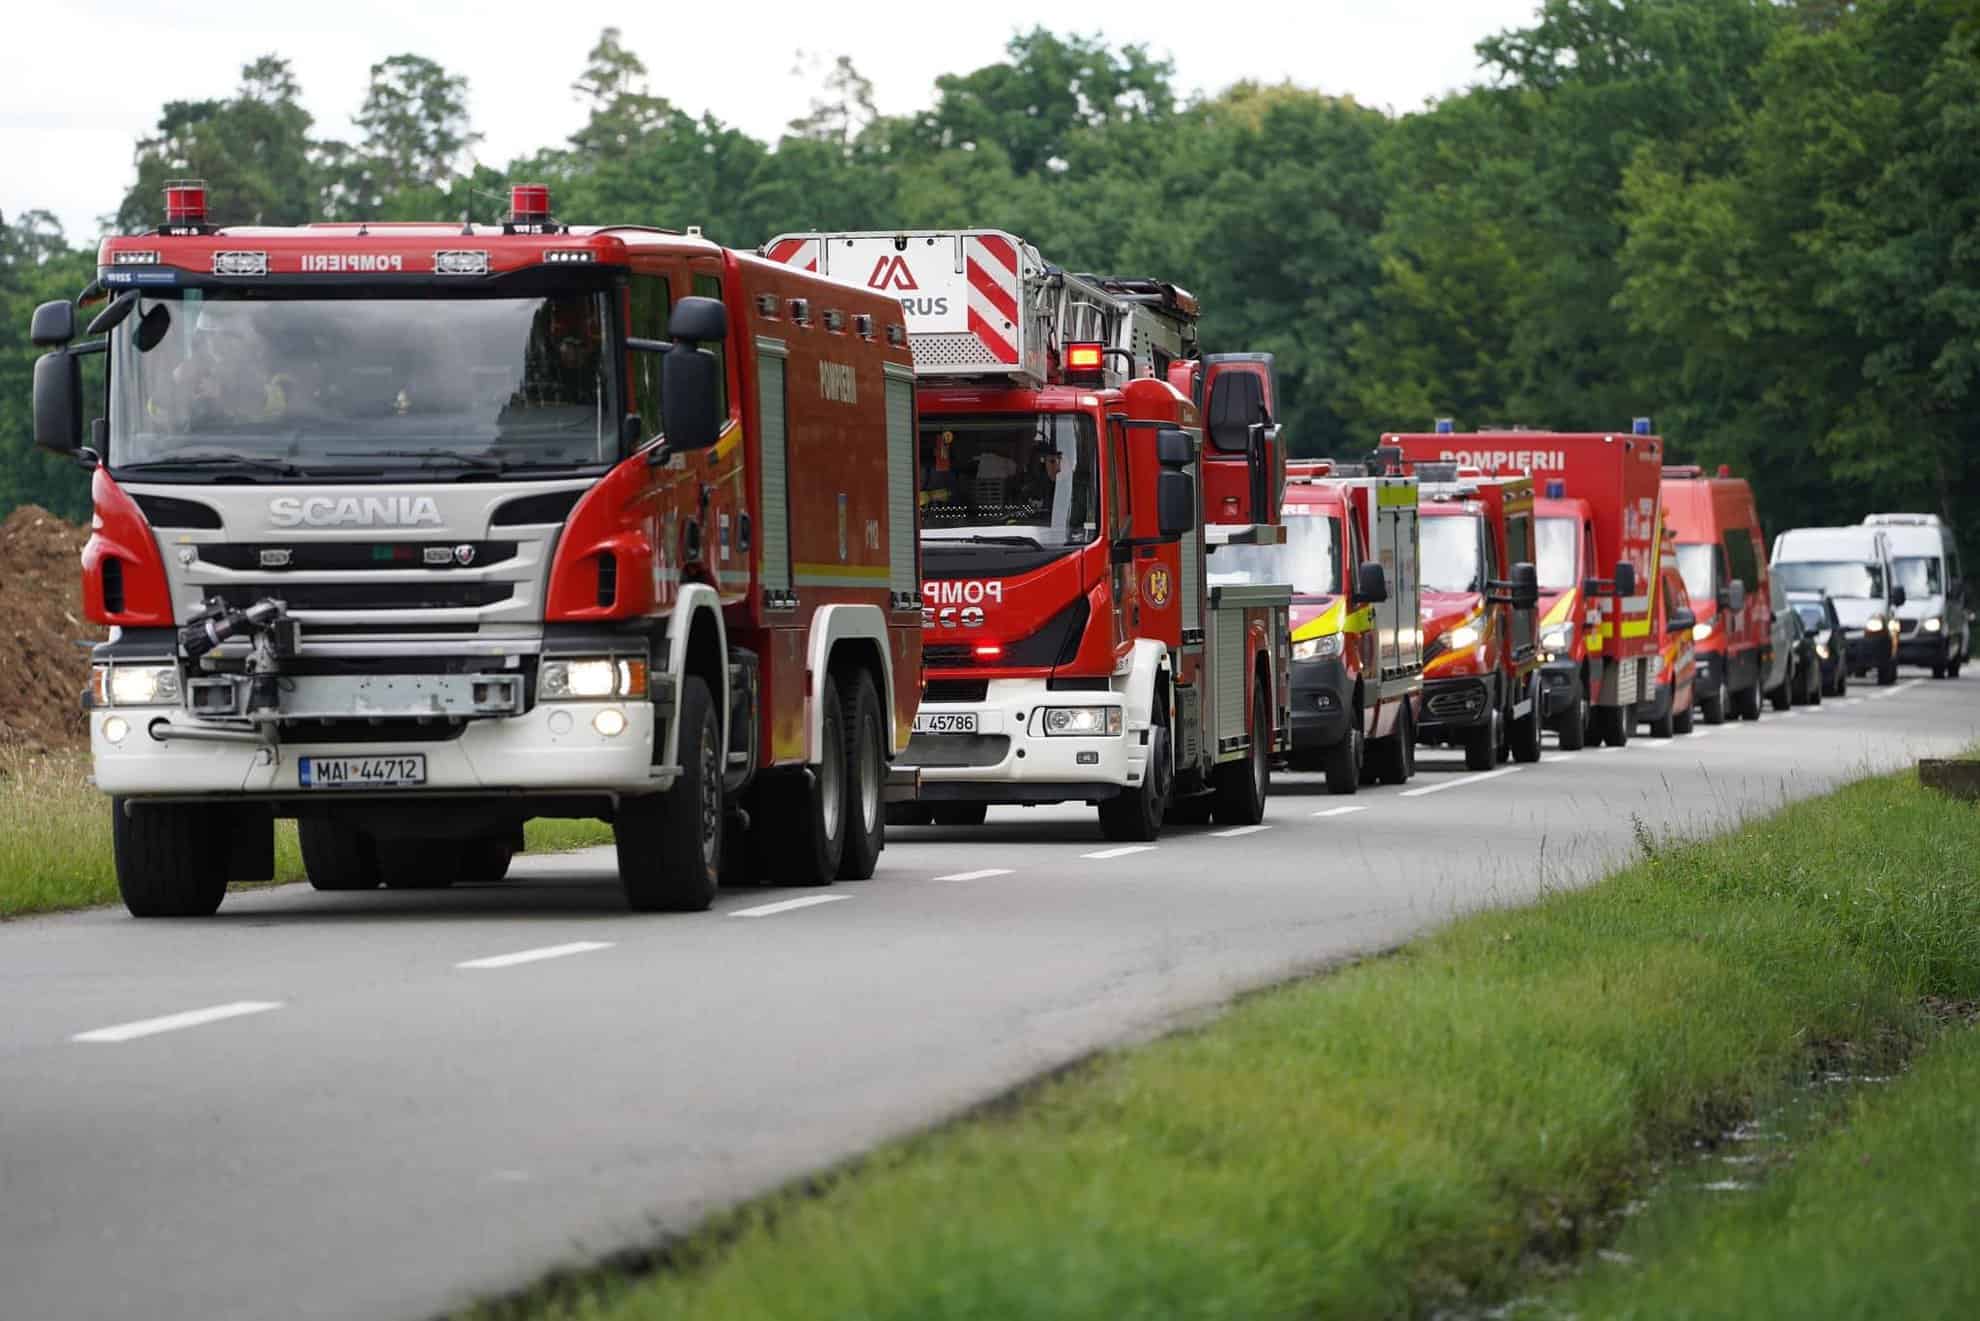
(667, 295, 727, 345)
(1613, 561, 1637, 599)
(659, 345, 722, 452)
(1669, 608, 1696, 633)
(30, 299, 75, 347)
(1583, 576, 1603, 599)
(32, 351, 82, 455)
(1155, 427, 1194, 469)
(1157, 470, 1195, 540)
(1892, 584, 1908, 608)
(1510, 562, 1539, 610)
(1727, 579, 1746, 613)
(1356, 560, 1389, 605)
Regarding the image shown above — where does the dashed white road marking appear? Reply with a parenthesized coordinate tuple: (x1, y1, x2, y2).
(73, 1001, 283, 1044)
(1313, 805, 1366, 818)
(932, 868, 1013, 883)
(1212, 824, 1271, 839)
(1083, 845, 1156, 860)
(457, 941, 614, 970)
(1400, 766, 1524, 798)
(730, 895, 849, 918)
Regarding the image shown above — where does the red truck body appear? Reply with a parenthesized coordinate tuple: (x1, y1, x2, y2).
(34, 183, 920, 916)
(1659, 466, 1772, 722)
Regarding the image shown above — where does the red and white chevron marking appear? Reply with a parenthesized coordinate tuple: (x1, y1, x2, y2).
(764, 237, 818, 272)
(963, 233, 1018, 363)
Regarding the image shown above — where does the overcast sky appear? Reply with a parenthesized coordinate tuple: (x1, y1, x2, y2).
(3, 0, 1538, 242)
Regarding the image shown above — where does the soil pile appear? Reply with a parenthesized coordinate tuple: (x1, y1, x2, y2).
(0, 506, 97, 750)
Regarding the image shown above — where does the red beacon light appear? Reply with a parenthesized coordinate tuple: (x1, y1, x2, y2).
(1064, 341, 1105, 384)
(508, 183, 553, 230)
(162, 179, 208, 231)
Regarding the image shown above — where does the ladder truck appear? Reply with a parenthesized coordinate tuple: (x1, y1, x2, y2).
(768, 229, 1291, 838)
(29, 182, 921, 917)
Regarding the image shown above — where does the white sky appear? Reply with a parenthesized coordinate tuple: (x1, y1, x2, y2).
(2, 0, 1538, 242)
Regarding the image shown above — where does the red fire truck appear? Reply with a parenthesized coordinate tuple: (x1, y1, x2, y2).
(30, 182, 921, 917)
(768, 229, 1291, 838)
(1394, 423, 1663, 749)
(1388, 456, 1543, 769)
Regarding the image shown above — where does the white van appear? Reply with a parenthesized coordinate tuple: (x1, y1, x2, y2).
(1863, 514, 1968, 678)
(1770, 526, 1904, 685)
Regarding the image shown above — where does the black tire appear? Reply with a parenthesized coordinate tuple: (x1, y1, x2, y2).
(1674, 697, 1694, 735)
(1325, 721, 1362, 795)
(1367, 707, 1412, 786)
(111, 799, 228, 917)
(1701, 676, 1728, 725)
(1932, 661, 1949, 679)
(1597, 703, 1630, 748)
(1100, 693, 1172, 841)
(460, 838, 515, 884)
(1509, 684, 1542, 764)
(1213, 687, 1271, 825)
(1463, 706, 1500, 770)
(1769, 678, 1792, 711)
(762, 674, 848, 885)
(886, 803, 933, 826)
(1557, 686, 1589, 751)
(616, 674, 724, 911)
(1648, 687, 1676, 739)
(1877, 657, 1898, 686)
(1735, 681, 1763, 720)
(930, 802, 988, 827)
(837, 673, 886, 880)
(299, 816, 382, 891)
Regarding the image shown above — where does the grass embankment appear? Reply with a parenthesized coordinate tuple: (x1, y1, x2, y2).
(0, 747, 612, 917)
(483, 766, 1980, 1321)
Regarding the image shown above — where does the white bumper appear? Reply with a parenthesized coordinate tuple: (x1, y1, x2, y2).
(900, 678, 1145, 799)
(89, 703, 663, 799)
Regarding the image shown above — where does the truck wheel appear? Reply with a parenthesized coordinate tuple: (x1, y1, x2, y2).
(1701, 677, 1728, 725)
(1213, 688, 1271, 825)
(616, 674, 724, 911)
(460, 839, 514, 884)
(1769, 679, 1792, 711)
(111, 799, 228, 917)
(837, 672, 886, 880)
(764, 673, 847, 885)
(382, 844, 459, 890)
(1674, 695, 1695, 735)
(1463, 707, 1500, 771)
(1648, 688, 1676, 739)
(1556, 687, 1589, 752)
(1735, 682, 1763, 720)
(1510, 688, 1543, 764)
(1327, 722, 1363, 794)
(1598, 703, 1631, 748)
(300, 817, 382, 891)
(930, 803, 989, 827)
(1099, 697, 1171, 842)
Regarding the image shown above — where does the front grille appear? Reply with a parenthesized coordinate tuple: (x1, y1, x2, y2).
(1424, 681, 1488, 720)
(210, 581, 515, 612)
(1899, 618, 1919, 635)
(924, 644, 975, 667)
(923, 679, 988, 703)
(901, 733, 1010, 768)
(278, 719, 470, 745)
(132, 493, 222, 529)
(199, 542, 518, 572)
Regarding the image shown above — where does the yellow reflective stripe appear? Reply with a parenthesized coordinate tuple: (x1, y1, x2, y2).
(1291, 600, 1346, 641)
(1344, 605, 1375, 632)
(1376, 483, 1416, 508)
(1619, 619, 1652, 639)
(1586, 631, 1605, 653)
(1541, 589, 1577, 628)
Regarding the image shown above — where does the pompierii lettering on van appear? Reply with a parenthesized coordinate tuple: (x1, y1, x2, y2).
(267, 495, 444, 528)
(923, 579, 1004, 606)
(299, 253, 405, 273)
(1440, 448, 1567, 472)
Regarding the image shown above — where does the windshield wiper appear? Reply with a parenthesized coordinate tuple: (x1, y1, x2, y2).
(120, 452, 306, 477)
(325, 449, 503, 471)
(927, 534, 1047, 549)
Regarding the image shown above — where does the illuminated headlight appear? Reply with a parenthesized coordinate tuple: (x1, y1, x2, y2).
(102, 715, 130, 746)
(1540, 625, 1571, 653)
(592, 708, 628, 738)
(113, 250, 160, 266)
(1924, 616, 1943, 633)
(1038, 706, 1123, 737)
(539, 657, 648, 701)
(1816, 642, 1831, 659)
(1865, 617, 1885, 632)
(1445, 622, 1482, 651)
(1293, 633, 1343, 661)
(1693, 622, 1714, 641)
(91, 663, 182, 707)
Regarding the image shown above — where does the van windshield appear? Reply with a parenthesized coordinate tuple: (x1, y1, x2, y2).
(1894, 556, 1942, 598)
(1676, 544, 1716, 604)
(1535, 517, 1577, 591)
(1421, 514, 1482, 593)
(1774, 560, 1885, 599)
(918, 413, 1099, 549)
(1209, 508, 1340, 596)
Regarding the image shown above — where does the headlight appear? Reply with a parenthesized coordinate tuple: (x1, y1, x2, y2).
(539, 657, 648, 701)
(1924, 616, 1943, 633)
(1816, 642, 1831, 659)
(1540, 625, 1571, 653)
(1293, 634, 1343, 661)
(1445, 622, 1482, 651)
(1037, 706, 1123, 737)
(91, 663, 182, 707)
(1865, 617, 1885, 632)
(1693, 622, 1714, 641)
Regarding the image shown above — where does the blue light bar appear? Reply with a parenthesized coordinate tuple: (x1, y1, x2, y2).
(1545, 479, 1566, 499)
(1434, 417, 1455, 435)
(1632, 416, 1652, 435)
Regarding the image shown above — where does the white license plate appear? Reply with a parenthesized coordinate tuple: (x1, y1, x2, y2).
(913, 712, 979, 735)
(299, 754, 427, 789)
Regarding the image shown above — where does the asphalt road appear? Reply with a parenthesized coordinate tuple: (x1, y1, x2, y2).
(4, 676, 1976, 1321)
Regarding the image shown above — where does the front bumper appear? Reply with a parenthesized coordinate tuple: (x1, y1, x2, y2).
(1288, 657, 1354, 751)
(1843, 631, 1895, 671)
(897, 679, 1137, 804)
(89, 701, 663, 799)
(1896, 630, 1952, 665)
(1418, 675, 1494, 732)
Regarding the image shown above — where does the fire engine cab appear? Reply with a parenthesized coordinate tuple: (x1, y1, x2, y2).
(768, 229, 1291, 838)
(31, 183, 921, 917)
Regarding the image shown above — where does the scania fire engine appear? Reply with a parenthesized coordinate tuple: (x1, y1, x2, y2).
(31, 182, 921, 917)
(768, 229, 1291, 838)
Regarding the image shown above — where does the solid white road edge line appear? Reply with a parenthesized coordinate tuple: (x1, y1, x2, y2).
(1399, 766, 1524, 798)
(1313, 805, 1367, 818)
(1212, 824, 1271, 839)
(457, 941, 615, 970)
(932, 868, 1014, 883)
(72, 1001, 283, 1044)
(1082, 845, 1156, 860)
(729, 895, 850, 918)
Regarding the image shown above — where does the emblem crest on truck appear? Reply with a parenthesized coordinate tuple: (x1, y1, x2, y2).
(267, 495, 444, 529)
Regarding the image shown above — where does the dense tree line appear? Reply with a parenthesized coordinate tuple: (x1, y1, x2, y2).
(4, 0, 1975, 552)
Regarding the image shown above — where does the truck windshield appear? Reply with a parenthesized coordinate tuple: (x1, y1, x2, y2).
(1774, 560, 1885, 599)
(1893, 556, 1942, 598)
(1420, 514, 1481, 592)
(1208, 508, 1339, 596)
(108, 289, 617, 476)
(1535, 517, 1577, 591)
(919, 413, 1099, 549)
(1676, 544, 1716, 604)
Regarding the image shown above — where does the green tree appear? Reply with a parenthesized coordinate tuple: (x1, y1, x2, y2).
(329, 54, 480, 218)
(114, 56, 317, 232)
(0, 213, 95, 521)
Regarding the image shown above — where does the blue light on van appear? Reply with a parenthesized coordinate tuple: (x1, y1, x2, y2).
(1632, 417, 1652, 435)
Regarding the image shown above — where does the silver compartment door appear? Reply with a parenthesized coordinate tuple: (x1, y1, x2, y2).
(756, 338, 791, 596)
(884, 364, 917, 602)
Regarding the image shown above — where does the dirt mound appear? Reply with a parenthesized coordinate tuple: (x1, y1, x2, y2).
(0, 506, 98, 750)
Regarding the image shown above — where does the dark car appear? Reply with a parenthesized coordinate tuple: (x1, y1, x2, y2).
(1787, 589, 1846, 697)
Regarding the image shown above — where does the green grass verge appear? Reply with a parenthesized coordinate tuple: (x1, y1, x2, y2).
(1542, 1020, 1980, 1319)
(0, 747, 611, 917)
(484, 766, 1980, 1321)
